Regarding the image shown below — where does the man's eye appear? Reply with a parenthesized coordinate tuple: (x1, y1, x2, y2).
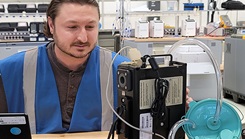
(68, 26, 77, 29)
(86, 26, 94, 29)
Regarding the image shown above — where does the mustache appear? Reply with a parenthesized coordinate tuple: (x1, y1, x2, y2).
(71, 41, 90, 46)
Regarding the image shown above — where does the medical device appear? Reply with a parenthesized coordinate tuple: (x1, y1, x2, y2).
(116, 53, 187, 139)
(149, 20, 164, 38)
(135, 20, 149, 38)
(181, 16, 196, 37)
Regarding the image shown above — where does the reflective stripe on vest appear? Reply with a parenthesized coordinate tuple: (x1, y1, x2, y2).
(23, 47, 114, 133)
(23, 47, 38, 134)
(99, 47, 113, 131)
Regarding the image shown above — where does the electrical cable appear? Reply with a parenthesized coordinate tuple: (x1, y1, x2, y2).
(105, 46, 166, 139)
(206, 26, 221, 36)
(151, 78, 169, 120)
(140, 55, 170, 120)
(243, 129, 245, 139)
(107, 105, 124, 139)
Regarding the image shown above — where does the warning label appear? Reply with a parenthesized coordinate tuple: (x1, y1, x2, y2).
(140, 76, 183, 109)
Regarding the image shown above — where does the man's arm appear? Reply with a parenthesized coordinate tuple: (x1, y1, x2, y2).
(0, 75, 8, 112)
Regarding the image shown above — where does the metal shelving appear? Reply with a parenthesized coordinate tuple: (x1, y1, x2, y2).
(0, 0, 50, 2)
(0, 13, 46, 18)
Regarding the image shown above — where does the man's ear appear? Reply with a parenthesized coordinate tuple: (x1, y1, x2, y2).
(47, 16, 54, 34)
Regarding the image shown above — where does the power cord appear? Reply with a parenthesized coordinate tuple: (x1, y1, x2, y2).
(242, 129, 245, 139)
(151, 78, 169, 120)
(107, 105, 124, 139)
(141, 55, 170, 120)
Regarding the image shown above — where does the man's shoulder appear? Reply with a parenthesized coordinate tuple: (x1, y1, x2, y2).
(0, 52, 25, 74)
(0, 51, 25, 64)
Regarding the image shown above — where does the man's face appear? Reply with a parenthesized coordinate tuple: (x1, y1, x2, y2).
(48, 3, 99, 59)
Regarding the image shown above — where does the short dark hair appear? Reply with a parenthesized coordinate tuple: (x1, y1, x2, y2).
(43, 0, 100, 38)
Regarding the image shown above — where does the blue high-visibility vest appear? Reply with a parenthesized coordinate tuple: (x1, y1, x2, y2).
(0, 44, 129, 134)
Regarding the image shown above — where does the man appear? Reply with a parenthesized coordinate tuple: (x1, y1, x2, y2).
(0, 0, 129, 134)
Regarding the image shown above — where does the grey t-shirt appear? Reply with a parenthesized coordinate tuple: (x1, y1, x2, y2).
(0, 42, 87, 129)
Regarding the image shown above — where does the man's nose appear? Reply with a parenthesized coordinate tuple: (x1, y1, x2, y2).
(77, 28, 88, 42)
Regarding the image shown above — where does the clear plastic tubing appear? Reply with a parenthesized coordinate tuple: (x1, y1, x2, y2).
(167, 38, 223, 123)
(168, 119, 196, 139)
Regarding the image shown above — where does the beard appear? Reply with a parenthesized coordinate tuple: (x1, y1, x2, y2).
(57, 41, 92, 59)
(53, 32, 94, 59)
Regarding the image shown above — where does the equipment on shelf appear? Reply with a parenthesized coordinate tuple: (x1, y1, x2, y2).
(204, 15, 235, 36)
(26, 4, 37, 13)
(237, 21, 245, 27)
(0, 4, 4, 13)
(0, 22, 29, 40)
(135, 20, 149, 38)
(147, 1, 160, 11)
(183, 2, 204, 10)
(28, 22, 47, 42)
(220, 15, 232, 29)
(16, 22, 28, 32)
(164, 27, 181, 36)
(181, 16, 196, 37)
(149, 19, 164, 38)
(0, 21, 48, 41)
(234, 21, 245, 35)
(37, 4, 49, 13)
(204, 25, 235, 37)
(221, 0, 245, 10)
(4, 3, 49, 13)
(7, 4, 36, 13)
(147, 16, 160, 22)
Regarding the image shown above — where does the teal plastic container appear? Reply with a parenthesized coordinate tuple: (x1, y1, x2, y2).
(183, 99, 242, 139)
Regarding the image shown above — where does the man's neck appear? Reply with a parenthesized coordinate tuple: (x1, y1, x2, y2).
(54, 46, 89, 71)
